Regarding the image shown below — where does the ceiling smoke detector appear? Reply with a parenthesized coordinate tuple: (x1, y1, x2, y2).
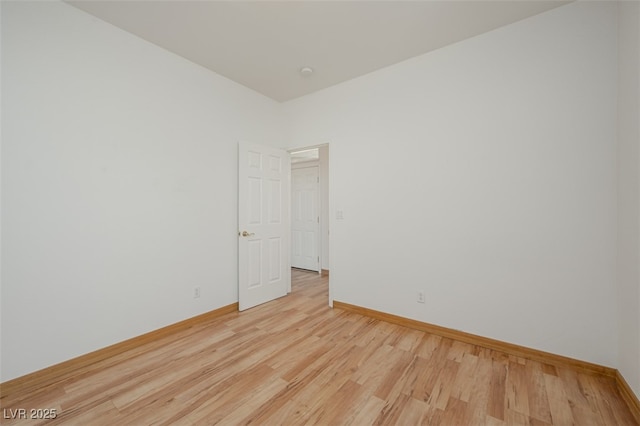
(299, 67, 314, 77)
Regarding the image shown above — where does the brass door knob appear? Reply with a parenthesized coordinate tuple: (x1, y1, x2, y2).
(240, 231, 255, 237)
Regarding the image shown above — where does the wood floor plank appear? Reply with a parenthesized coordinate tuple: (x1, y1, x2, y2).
(485, 414, 507, 426)
(506, 360, 530, 416)
(345, 395, 386, 425)
(545, 372, 576, 425)
(484, 354, 508, 420)
(305, 379, 363, 425)
(373, 392, 412, 425)
(526, 360, 553, 424)
(451, 352, 479, 402)
(415, 332, 443, 359)
(1, 269, 637, 425)
(395, 396, 429, 425)
(214, 377, 289, 426)
(54, 400, 120, 426)
(427, 359, 460, 410)
(439, 396, 471, 425)
(184, 364, 278, 425)
(399, 353, 431, 400)
(466, 355, 493, 421)
(373, 349, 415, 401)
(413, 338, 455, 403)
(589, 373, 638, 425)
(504, 407, 530, 426)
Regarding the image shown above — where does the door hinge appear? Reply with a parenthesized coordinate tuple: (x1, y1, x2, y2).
(317, 216, 320, 223)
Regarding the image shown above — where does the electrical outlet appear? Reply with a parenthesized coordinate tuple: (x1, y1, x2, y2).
(194, 287, 201, 299)
(417, 291, 425, 304)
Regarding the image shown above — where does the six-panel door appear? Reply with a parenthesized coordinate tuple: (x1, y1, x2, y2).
(238, 143, 291, 311)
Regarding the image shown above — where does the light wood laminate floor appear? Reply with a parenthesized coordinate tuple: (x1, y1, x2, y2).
(1, 269, 637, 425)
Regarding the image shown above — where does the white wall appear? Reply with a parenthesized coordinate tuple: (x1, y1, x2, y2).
(617, 1, 640, 397)
(0, 1, 284, 381)
(284, 2, 619, 367)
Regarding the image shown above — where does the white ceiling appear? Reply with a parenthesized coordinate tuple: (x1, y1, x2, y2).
(67, 1, 569, 102)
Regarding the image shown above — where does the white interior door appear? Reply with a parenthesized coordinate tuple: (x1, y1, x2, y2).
(291, 166, 320, 271)
(238, 142, 291, 311)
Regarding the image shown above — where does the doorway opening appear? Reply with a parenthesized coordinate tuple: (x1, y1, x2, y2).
(289, 144, 330, 305)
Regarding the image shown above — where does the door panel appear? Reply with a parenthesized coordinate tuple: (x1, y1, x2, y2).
(268, 237, 281, 281)
(291, 166, 320, 271)
(239, 143, 290, 311)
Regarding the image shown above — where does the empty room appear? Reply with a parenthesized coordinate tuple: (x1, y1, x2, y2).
(1, 0, 639, 424)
